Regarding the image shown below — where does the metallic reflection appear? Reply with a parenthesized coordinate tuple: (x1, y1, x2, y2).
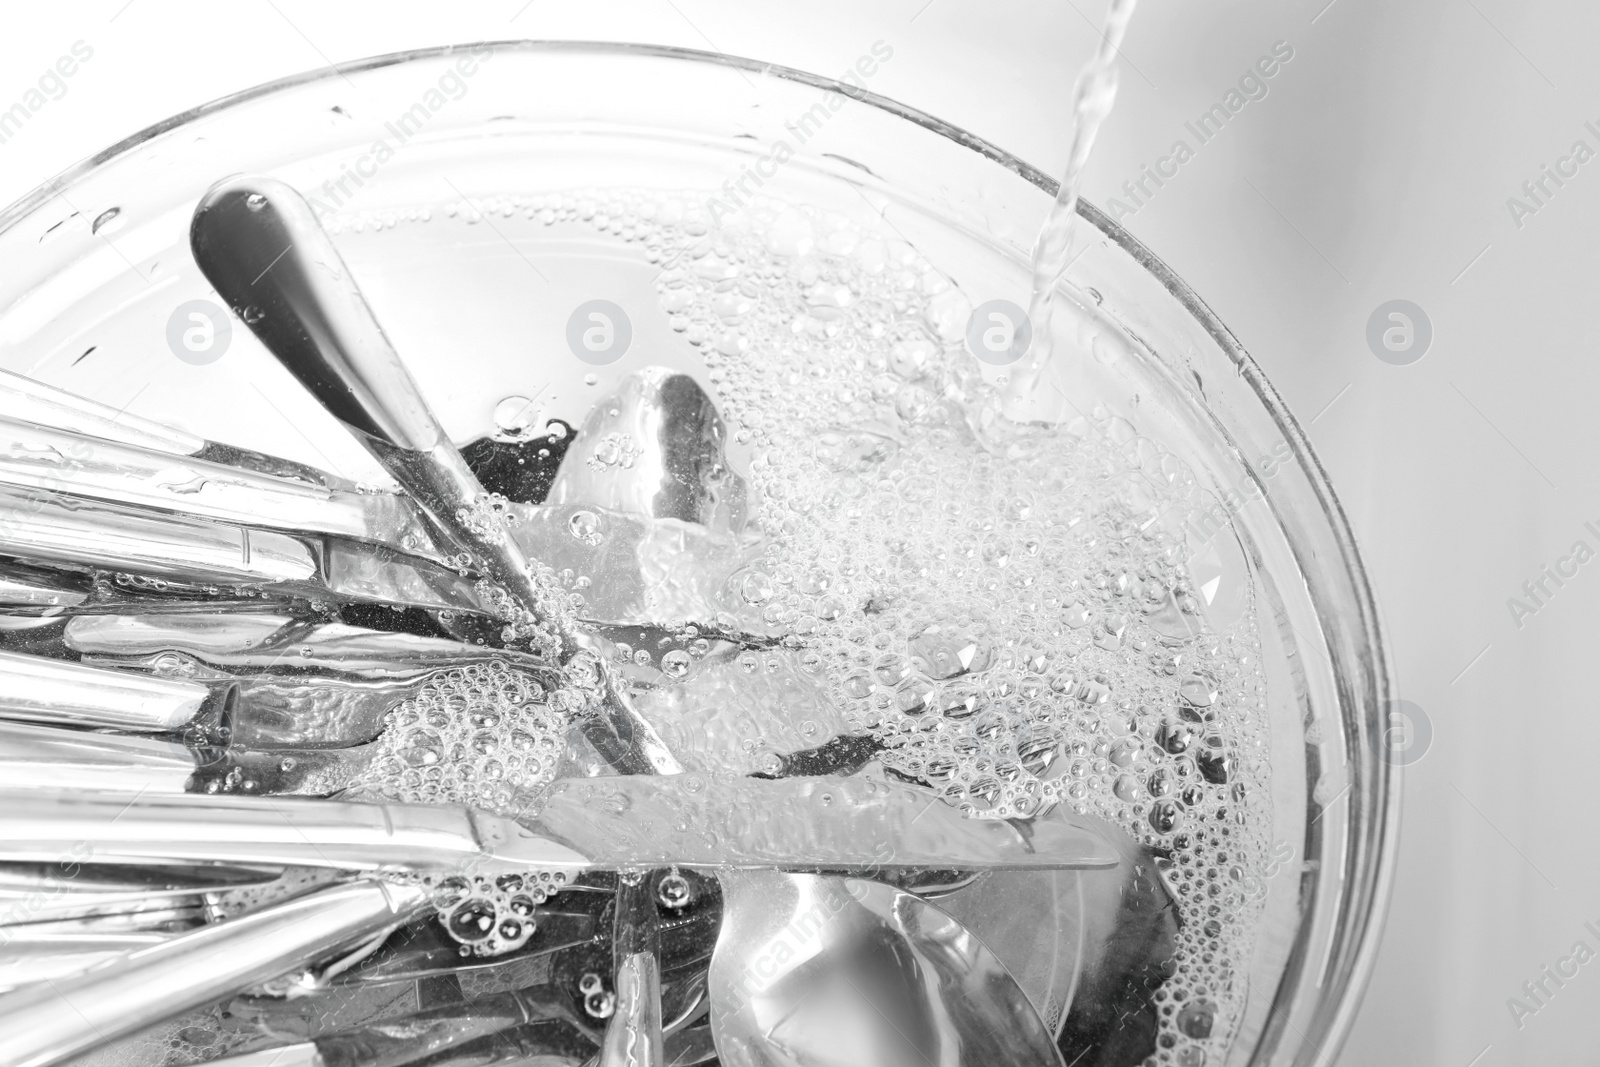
(711, 871, 1065, 1067)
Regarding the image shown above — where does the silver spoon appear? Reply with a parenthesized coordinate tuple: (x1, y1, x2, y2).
(189, 174, 679, 776)
(710, 871, 1066, 1067)
(546, 365, 748, 538)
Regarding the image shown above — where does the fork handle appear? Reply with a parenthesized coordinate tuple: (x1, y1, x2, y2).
(0, 879, 429, 1067)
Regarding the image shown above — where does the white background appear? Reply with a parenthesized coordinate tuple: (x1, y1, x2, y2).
(2, 2, 1596, 1064)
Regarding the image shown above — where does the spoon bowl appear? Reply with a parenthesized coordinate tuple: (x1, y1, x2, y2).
(710, 870, 1065, 1067)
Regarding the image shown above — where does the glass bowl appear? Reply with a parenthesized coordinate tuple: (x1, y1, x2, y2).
(0, 42, 1397, 1067)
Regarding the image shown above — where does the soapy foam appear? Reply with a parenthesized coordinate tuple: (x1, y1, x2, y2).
(317, 188, 1275, 1063)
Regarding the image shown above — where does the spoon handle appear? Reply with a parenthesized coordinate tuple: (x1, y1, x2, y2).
(190, 175, 681, 776)
(189, 175, 554, 626)
(190, 176, 438, 452)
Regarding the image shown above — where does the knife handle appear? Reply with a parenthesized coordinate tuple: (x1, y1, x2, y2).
(0, 648, 223, 732)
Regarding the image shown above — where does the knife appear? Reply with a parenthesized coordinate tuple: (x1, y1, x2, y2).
(0, 648, 229, 731)
(0, 780, 1117, 874)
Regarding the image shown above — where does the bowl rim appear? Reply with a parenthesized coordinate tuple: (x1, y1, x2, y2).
(0, 38, 1398, 1066)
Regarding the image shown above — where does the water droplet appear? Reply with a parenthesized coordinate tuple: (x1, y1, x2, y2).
(1180, 673, 1219, 708)
(568, 509, 603, 545)
(1198, 749, 1232, 784)
(483, 396, 537, 441)
(661, 649, 691, 678)
(908, 622, 992, 680)
(740, 571, 775, 604)
(1157, 720, 1195, 755)
(872, 654, 911, 687)
(430, 876, 468, 907)
(842, 672, 872, 699)
(657, 871, 694, 908)
(1109, 738, 1141, 768)
(585, 990, 616, 1019)
(895, 677, 934, 715)
(1177, 1000, 1215, 1039)
(446, 899, 497, 941)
